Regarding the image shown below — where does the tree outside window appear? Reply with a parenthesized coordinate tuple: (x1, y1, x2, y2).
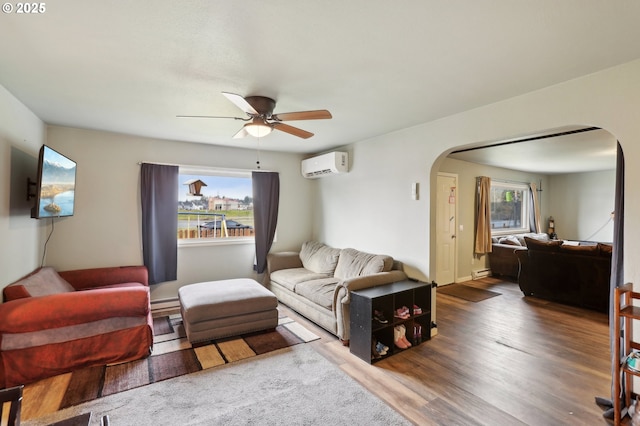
(490, 181, 529, 235)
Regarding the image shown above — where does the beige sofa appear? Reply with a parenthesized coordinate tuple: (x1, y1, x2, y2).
(266, 241, 407, 343)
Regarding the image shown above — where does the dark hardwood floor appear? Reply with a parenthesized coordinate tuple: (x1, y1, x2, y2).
(287, 277, 614, 426)
(20, 277, 615, 425)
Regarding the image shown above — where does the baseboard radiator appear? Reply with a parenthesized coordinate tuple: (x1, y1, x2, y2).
(151, 297, 180, 313)
(471, 268, 492, 279)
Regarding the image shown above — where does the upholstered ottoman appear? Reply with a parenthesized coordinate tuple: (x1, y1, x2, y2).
(178, 278, 278, 343)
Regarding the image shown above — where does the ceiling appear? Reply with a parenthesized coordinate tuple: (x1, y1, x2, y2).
(448, 127, 618, 174)
(1, 2, 638, 170)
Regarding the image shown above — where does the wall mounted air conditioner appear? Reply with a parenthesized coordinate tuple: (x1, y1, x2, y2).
(301, 151, 349, 178)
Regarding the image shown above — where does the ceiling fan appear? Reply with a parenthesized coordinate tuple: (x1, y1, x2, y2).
(177, 92, 332, 139)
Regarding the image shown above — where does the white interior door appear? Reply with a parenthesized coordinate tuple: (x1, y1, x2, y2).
(435, 173, 457, 286)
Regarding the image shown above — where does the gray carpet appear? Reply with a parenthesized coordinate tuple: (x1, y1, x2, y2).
(24, 345, 410, 426)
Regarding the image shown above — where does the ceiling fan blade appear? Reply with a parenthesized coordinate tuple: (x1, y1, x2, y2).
(222, 92, 258, 115)
(273, 122, 314, 139)
(232, 126, 249, 139)
(272, 110, 332, 121)
(176, 115, 248, 120)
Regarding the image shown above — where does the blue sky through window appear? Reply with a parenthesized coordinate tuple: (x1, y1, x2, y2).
(178, 174, 252, 202)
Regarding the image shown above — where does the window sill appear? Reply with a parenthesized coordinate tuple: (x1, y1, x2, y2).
(178, 237, 254, 248)
(492, 228, 529, 237)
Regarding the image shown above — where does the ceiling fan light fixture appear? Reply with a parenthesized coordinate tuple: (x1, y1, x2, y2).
(245, 119, 273, 138)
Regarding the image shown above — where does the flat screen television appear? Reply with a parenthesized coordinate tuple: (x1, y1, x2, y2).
(31, 145, 77, 219)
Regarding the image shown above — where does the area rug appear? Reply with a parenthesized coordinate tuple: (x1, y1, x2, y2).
(23, 314, 320, 420)
(437, 283, 501, 302)
(24, 344, 410, 426)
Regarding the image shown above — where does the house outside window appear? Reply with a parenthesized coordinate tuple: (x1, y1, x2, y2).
(490, 180, 529, 236)
(178, 167, 254, 245)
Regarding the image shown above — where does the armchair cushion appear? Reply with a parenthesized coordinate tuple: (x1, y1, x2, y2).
(4, 267, 74, 301)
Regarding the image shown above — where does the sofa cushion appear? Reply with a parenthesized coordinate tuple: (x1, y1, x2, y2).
(294, 277, 340, 310)
(4, 267, 75, 301)
(334, 248, 393, 280)
(524, 237, 562, 252)
(299, 241, 341, 275)
(559, 244, 599, 256)
(269, 268, 332, 292)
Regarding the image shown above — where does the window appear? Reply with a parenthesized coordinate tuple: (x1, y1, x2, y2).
(178, 167, 254, 244)
(490, 180, 529, 235)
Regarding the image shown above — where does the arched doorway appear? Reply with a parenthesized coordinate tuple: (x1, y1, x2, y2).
(432, 126, 618, 285)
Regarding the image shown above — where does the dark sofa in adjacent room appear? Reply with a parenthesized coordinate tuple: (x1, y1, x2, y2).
(515, 237, 612, 313)
(488, 233, 548, 279)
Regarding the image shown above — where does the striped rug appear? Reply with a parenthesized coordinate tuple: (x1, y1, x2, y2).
(51, 314, 319, 411)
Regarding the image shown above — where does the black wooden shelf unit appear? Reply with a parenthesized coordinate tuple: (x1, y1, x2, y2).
(350, 280, 432, 364)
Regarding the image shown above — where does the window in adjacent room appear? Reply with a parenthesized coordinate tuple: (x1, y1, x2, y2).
(177, 167, 254, 245)
(490, 180, 530, 235)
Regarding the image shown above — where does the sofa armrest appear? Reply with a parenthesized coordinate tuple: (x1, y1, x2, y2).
(489, 244, 527, 277)
(59, 266, 149, 290)
(332, 270, 407, 342)
(0, 286, 150, 333)
(335, 270, 408, 305)
(267, 252, 303, 273)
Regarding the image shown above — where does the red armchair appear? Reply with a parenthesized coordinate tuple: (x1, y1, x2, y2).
(0, 266, 153, 388)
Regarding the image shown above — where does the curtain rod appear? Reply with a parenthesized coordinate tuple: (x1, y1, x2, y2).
(137, 161, 271, 173)
(138, 161, 180, 166)
(453, 126, 600, 154)
(478, 176, 534, 186)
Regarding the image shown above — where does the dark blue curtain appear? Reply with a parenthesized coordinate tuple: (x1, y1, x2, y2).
(252, 171, 279, 273)
(141, 163, 178, 284)
(610, 142, 625, 406)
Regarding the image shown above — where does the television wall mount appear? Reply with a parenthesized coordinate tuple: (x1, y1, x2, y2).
(27, 177, 37, 200)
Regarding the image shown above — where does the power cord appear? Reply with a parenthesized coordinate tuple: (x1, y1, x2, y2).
(41, 217, 55, 267)
(584, 215, 613, 241)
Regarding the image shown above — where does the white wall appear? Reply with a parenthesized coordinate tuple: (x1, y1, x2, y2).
(45, 126, 313, 301)
(549, 170, 615, 242)
(0, 85, 46, 286)
(315, 59, 640, 290)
